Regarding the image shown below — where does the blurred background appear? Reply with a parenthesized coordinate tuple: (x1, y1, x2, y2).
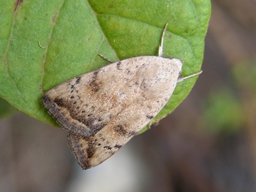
(1, 1, 256, 191)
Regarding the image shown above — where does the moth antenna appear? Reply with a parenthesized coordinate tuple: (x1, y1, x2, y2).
(158, 23, 168, 57)
(177, 70, 202, 82)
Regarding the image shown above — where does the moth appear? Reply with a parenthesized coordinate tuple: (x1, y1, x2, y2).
(42, 23, 202, 169)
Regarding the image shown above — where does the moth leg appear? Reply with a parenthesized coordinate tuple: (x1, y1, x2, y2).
(38, 41, 47, 49)
(158, 23, 168, 57)
(99, 54, 114, 63)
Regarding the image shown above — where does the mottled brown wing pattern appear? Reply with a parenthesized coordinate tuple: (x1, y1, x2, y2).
(42, 56, 182, 169)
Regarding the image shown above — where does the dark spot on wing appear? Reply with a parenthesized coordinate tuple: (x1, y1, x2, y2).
(114, 125, 127, 136)
(114, 144, 122, 149)
(129, 131, 136, 137)
(86, 137, 104, 159)
(87, 70, 102, 92)
(114, 125, 136, 137)
(54, 98, 64, 107)
(89, 80, 100, 92)
(93, 70, 99, 76)
(76, 76, 81, 84)
(117, 61, 122, 70)
(146, 115, 154, 119)
(104, 146, 112, 150)
(42, 95, 49, 105)
(87, 143, 96, 158)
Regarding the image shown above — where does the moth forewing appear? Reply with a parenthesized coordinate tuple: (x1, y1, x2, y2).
(56, 57, 182, 169)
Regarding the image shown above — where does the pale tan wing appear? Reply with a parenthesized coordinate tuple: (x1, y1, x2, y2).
(65, 57, 182, 169)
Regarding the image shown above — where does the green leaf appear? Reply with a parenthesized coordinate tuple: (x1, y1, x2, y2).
(0, 0, 211, 128)
(0, 98, 17, 119)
